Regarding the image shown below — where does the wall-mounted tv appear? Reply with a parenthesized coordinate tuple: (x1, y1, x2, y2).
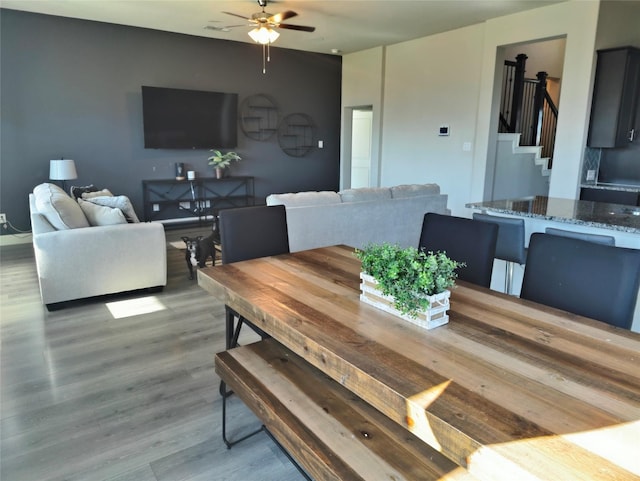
(141, 86, 238, 149)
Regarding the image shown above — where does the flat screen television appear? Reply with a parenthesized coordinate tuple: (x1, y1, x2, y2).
(141, 86, 238, 149)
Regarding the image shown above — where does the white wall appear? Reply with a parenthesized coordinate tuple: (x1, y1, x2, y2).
(595, 0, 640, 49)
(503, 38, 567, 79)
(340, 47, 385, 190)
(342, 0, 603, 216)
(476, 1, 600, 205)
(381, 24, 485, 216)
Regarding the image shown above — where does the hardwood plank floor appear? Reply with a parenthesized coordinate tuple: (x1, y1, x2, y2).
(0, 227, 305, 481)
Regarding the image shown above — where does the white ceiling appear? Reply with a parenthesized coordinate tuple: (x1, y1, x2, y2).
(1, 0, 566, 55)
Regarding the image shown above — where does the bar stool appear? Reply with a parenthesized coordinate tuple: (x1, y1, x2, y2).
(544, 227, 615, 246)
(473, 213, 527, 295)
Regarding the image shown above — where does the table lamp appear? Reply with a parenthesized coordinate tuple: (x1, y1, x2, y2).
(49, 159, 78, 191)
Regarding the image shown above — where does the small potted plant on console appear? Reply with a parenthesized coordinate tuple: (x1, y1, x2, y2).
(208, 150, 242, 179)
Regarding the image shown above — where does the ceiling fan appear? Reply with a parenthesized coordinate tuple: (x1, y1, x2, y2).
(207, 0, 316, 73)
(220, 0, 316, 36)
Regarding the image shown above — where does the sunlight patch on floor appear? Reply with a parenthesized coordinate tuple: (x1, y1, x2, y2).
(106, 296, 167, 319)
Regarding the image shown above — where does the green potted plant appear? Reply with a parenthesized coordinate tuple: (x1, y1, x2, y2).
(355, 243, 464, 328)
(208, 150, 242, 178)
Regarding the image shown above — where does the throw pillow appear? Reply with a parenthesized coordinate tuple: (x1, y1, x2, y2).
(85, 195, 140, 223)
(33, 183, 90, 230)
(78, 198, 127, 226)
(70, 184, 99, 199)
(81, 189, 113, 199)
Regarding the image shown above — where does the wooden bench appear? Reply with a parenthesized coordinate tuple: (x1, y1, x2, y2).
(215, 338, 476, 481)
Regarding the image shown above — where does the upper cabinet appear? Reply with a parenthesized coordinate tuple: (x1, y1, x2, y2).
(588, 46, 640, 148)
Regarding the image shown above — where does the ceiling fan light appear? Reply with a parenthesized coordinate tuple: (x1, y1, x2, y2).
(248, 26, 279, 44)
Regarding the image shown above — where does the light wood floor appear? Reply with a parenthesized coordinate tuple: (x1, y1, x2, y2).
(0, 227, 305, 481)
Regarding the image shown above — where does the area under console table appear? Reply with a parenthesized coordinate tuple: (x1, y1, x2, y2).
(142, 176, 255, 225)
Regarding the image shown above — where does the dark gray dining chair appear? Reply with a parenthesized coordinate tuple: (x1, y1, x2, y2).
(473, 213, 527, 295)
(217, 204, 290, 448)
(419, 212, 498, 288)
(544, 227, 615, 246)
(220, 204, 290, 265)
(521, 233, 640, 329)
(219, 203, 290, 351)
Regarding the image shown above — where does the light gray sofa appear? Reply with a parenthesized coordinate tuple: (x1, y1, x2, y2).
(266, 184, 449, 252)
(30, 183, 167, 308)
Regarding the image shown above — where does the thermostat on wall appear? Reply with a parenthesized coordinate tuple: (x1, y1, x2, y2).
(439, 125, 450, 136)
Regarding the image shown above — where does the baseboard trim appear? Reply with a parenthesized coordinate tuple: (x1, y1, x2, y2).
(0, 234, 32, 246)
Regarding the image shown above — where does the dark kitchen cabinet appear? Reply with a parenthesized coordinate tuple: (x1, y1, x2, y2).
(588, 46, 640, 148)
(580, 188, 639, 206)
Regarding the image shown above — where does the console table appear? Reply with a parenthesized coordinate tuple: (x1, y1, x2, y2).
(142, 176, 255, 225)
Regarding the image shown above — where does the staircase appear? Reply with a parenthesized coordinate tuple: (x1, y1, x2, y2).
(493, 133, 550, 201)
(499, 54, 558, 168)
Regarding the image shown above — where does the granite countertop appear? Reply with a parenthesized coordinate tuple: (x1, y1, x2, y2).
(466, 196, 640, 234)
(581, 183, 640, 192)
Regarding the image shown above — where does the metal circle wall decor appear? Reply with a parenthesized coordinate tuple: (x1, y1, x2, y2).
(278, 113, 315, 157)
(240, 94, 279, 141)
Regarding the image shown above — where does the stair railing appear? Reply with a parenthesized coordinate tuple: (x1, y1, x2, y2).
(499, 55, 558, 168)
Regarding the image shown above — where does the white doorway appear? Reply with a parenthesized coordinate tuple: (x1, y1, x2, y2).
(350, 107, 373, 188)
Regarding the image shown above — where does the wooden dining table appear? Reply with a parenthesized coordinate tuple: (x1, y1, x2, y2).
(198, 245, 640, 481)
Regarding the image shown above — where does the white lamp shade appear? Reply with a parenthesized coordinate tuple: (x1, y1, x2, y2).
(49, 159, 78, 181)
(248, 26, 279, 44)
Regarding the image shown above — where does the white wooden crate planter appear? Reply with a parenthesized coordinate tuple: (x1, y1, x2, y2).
(359, 272, 450, 330)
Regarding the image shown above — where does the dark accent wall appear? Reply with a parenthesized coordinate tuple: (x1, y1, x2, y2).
(0, 9, 341, 231)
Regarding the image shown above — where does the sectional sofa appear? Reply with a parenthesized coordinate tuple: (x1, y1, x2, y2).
(266, 184, 450, 252)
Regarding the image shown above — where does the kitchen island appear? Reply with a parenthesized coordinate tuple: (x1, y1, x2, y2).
(466, 196, 640, 247)
(466, 196, 639, 332)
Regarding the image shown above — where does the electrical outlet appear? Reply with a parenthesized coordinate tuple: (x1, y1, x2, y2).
(0, 213, 6, 224)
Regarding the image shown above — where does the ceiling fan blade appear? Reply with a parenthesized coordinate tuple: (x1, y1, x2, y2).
(222, 11, 250, 21)
(204, 24, 246, 31)
(269, 10, 297, 24)
(277, 23, 316, 32)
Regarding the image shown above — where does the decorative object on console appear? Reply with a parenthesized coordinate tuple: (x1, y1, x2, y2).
(208, 150, 242, 179)
(49, 159, 78, 191)
(175, 162, 185, 180)
(355, 243, 463, 329)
